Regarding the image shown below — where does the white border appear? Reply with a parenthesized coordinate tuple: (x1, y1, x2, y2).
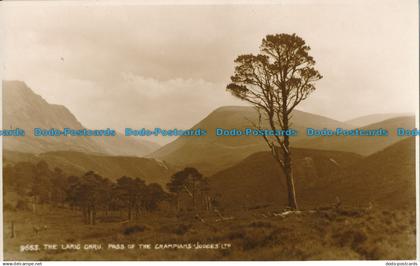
(0, 0, 419, 264)
(416, 0, 420, 261)
(0, 0, 4, 261)
(0, 0, 378, 7)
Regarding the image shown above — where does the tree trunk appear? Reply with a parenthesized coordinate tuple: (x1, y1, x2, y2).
(282, 128, 298, 210)
(128, 205, 132, 221)
(89, 208, 94, 225)
(192, 181, 196, 210)
(83, 207, 88, 224)
(32, 196, 37, 214)
(208, 196, 212, 211)
(92, 207, 96, 225)
(281, 90, 298, 210)
(135, 206, 139, 220)
(283, 145, 298, 210)
(11, 221, 15, 238)
(88, 207, 92, 225)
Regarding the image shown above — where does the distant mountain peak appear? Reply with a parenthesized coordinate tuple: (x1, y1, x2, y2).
(150, 104, 354, 175)
(345, 113, 414, 127)
(2, 80, 160, 157)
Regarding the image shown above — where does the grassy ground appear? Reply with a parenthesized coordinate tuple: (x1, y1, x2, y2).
(3, 205, 416, 261)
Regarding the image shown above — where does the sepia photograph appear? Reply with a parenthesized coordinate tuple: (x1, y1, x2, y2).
(1, 0, 419, 263)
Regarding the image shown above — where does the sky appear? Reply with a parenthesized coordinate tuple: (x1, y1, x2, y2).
(1, 0, 419, 145)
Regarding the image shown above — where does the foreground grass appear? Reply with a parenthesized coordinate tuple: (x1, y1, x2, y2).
(3, 205, 416, 260)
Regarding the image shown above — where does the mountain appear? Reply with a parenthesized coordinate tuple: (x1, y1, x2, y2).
(150, 106, 353, 175)
(210, 137, 415, 211)
(3, 150, 173, 185)
(293, 116, 415, 156)
(92, 134, 159, 157)
(3, 80, 159, 156)
(209, 148, 363, 210)
(346, 113, 413, 127)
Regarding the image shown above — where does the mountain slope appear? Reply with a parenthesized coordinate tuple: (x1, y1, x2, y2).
(346, 113, 413, 127)
(210, 138, 415, 211)
(3, 150, 173, 185)
(293, 116, 415, 156)
(308, 137, 416, 210)
(210, 148, 363, 210)
(150, 106, 353, 175)
(3, 80, 159, 156)
(92, 134, 159, 157)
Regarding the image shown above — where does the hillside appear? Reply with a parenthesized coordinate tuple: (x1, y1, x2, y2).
(3, 150, 173, 185)
(150, 106, 353, 175)
(346, 113, 413, 127)
(308, 137, 416, 210)
(210, 138, 415, 211)
(2, 80, 160, 156)
(293, 116, 415, 156)
(210, 148, 363, 210)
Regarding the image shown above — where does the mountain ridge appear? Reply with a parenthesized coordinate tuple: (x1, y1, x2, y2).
(3, 80, 160, 157)
(293, 115, 415, 156)
(209, 137, 415, 210)
(3, 149, 173, 185)
(150, 105, 407, 175)
(345, 113, 414, 127)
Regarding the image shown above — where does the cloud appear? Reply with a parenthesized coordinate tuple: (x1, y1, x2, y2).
(20, 72, 245, 144)
(1, 0, 418, 145)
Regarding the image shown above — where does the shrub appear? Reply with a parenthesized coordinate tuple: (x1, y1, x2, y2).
(242, 228, 273, 250)
(248, 221, 274, 228)
(4, 203, 15, 212)
(99, 216, 122, 223)
(173, 223, 190, 235)
(333, 228, 368, 249)
(15, 200, 30, 211)
(123, 225, 148, 235)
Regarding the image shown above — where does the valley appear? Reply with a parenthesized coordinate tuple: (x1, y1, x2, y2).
(2, 80, 417, 261)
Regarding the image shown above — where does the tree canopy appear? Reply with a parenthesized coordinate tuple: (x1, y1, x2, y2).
(226, 33, 322, 209)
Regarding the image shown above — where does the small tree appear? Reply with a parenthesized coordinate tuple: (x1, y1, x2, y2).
(66, 171, 110, 225)
(115, 176, 146, 220)
(50, 167, 67, 206)
(143, 183, 167, 212)
(167, 167, 205, 211)
(30, 160, 52, 211)
(227, 33, 322, 210)
(66, 175, 81, 211)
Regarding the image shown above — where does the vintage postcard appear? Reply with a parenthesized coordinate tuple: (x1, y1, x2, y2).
(1, 0, 419, 263)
